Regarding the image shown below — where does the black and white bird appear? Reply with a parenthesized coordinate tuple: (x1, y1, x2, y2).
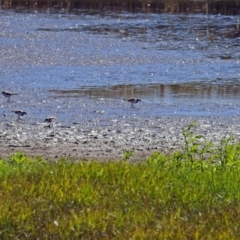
(124, 98, 142, 108)
(1, 91, 18, 102)
(44, 116, 56, 127)
(12, 110, 27, 119)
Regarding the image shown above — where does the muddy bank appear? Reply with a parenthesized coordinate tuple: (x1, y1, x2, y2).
(1, 116, 240, 161)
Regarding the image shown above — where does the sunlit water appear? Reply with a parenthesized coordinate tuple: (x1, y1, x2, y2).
(0, 9, 240, 124)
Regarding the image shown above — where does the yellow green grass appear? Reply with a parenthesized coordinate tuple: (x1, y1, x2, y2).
(1, 123, 240, 239)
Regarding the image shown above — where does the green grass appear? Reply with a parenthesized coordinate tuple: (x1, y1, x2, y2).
(1, 122, 240, 239)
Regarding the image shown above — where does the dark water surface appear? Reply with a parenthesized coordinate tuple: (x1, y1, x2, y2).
(0, 10, 240, 124)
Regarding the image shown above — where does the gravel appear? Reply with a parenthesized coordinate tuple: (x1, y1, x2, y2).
(1, 115, 240, 161)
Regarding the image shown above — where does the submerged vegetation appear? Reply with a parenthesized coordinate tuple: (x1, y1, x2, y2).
(1, 122, 240, 238)
(1, 0, 240, 14)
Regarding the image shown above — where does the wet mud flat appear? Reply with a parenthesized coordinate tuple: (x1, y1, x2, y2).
(0, 11, 240, 161)
(1, 115, 240, 161)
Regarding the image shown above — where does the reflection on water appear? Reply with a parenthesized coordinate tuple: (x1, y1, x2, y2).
(50, 82, 240, 103)
(0, 10, 240, 118)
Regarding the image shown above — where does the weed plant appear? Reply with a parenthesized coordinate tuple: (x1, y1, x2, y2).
(1, 123, 240, 239)
(3, 0, 240, 15)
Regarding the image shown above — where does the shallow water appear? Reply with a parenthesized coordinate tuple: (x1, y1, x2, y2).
(0, 10, 240, 124)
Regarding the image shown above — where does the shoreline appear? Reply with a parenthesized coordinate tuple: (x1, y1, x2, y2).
(1, 1, 240, 15)
(1, 115, 240, 161)
(0, 11, 239, 162)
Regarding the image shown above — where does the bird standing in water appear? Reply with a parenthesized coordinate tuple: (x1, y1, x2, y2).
(1, 91, 18, 102)
(12, 110, 27, 119)
(44, 116, 56, 127)
(124, 98, 141, 108)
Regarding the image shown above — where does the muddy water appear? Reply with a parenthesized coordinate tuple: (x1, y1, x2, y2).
(0, 10, 240, 126)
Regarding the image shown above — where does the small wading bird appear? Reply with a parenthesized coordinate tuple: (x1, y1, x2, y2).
(124, 98, 142, 108)
(12, 110, 27, 119)
(44, 116, 56, 127)
(1, 91, 18, 102)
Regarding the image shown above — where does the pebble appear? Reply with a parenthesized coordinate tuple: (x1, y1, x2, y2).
(0, 116, 239, 161)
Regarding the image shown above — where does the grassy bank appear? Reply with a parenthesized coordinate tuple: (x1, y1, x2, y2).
(1, 123, 240, 239)
(2, 0, 240, 15)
